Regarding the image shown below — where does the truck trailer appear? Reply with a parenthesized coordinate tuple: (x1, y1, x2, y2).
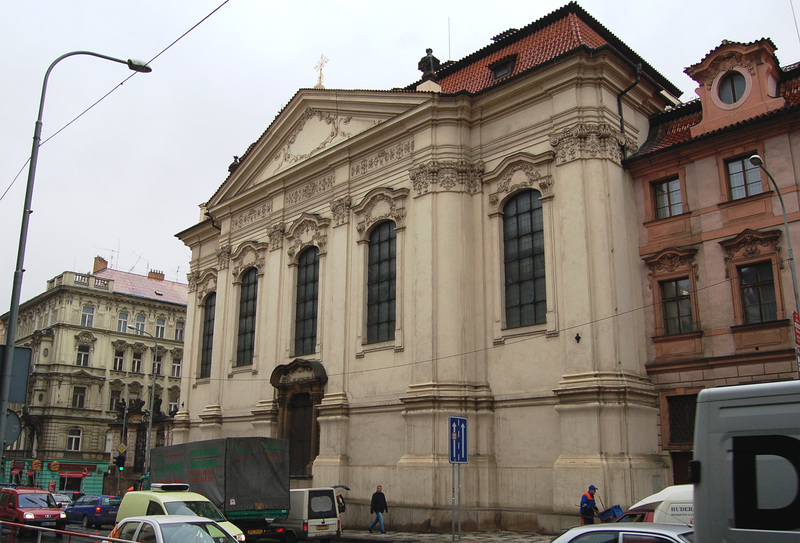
(149, 437, 290, 541)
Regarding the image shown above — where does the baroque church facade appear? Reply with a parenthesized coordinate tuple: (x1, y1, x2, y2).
(175, 4, 683, 532)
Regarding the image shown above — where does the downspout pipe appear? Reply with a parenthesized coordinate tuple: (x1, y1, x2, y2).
(617, 63, 643, 158)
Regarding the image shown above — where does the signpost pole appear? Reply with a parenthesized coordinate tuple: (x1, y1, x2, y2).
(449, 416, 467, 542)
(451, 462, 455, 542)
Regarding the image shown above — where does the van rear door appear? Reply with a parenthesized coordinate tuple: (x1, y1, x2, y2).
(305, 489, 339, 539)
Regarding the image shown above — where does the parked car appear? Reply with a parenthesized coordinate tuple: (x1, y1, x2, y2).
(0, 486, 67, 535)
(106, 514, 238, 543)
(613, 485, 694, 525)
(51, 493, 73, 508)
(551, 523, 694, 543)
(65, 494, 122, 528)
(115, 483, 244, 542)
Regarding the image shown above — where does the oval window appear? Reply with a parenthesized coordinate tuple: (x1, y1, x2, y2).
(718, 71, 746, 104)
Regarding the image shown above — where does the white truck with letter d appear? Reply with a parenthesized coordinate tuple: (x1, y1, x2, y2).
(690, 380, 800, 542)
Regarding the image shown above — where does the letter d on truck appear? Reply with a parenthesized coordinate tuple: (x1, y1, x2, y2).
(691, 380, 800, 542)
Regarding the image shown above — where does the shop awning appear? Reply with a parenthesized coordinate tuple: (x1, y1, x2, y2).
(25, 470, 34, 476)
(10, 469, 20, 475)
(59, 472, 84, 479)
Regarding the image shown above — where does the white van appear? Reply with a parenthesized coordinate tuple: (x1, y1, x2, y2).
(267, 488, 340, 542)
(614, 485, 693, 525)
(691, 380, 800, 541)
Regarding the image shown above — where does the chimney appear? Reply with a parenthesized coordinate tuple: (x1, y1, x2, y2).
(148, 270, 165, 281)
(93, 256, 108, 274)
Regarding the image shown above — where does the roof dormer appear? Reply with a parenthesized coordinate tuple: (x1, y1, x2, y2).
(686, 39, 784, 137)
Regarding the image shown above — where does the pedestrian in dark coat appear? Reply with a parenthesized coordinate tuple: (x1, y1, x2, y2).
(368, 485, 388, 534)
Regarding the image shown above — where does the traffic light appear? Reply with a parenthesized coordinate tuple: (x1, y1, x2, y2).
(113, 455, 126, 471)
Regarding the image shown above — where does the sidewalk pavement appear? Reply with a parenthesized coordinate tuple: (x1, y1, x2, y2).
(340, 529, 557, 543)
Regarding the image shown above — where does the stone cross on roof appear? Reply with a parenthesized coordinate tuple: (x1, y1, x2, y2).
(314, 54, 329, 89)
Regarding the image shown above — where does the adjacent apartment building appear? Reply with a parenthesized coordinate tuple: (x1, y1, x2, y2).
(175, 4, 686, 532)
(0, 257, 187, 493)
(626, 39, 800, 484)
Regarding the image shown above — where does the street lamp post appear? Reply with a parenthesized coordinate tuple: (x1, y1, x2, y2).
(750, 154, 800, 379)
(0, 51, 151, 475)
(129, 326, 159, 475)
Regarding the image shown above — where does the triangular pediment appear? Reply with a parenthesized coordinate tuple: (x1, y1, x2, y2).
(207, 89, 430, 208)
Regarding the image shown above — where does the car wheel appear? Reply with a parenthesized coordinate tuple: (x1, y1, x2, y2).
(82, 515, 90, 528)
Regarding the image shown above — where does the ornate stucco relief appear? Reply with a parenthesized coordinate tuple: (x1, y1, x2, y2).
(286, 214, 331, 260)
(549, 122, 636, 165)
(704, 51, 755, 89)
(216, 246, 232, 270)
(232, 202, 272, 231)
(353, 188, 410, 238)
(409, 159, 485, 196)
(488, 162, 555, 213)
(268, 223, 287, 252)
(351, 140, 414, 178)
(719, 229, 782, 278)
(273, 108, 353, 172)
(330, 196, 352, 227)
(75, 331, 96, 349)
(286, 174, 335, 206)
(230, 241, 268, 279)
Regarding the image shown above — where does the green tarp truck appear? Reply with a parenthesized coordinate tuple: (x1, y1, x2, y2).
(149, 437, 290, 541)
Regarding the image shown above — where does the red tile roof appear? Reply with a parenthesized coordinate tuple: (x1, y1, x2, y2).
(438, 12, 608, 94)
(95, 268, 188, 306)
(629, 65, 800, 160)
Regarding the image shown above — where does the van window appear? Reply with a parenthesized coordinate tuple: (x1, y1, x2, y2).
(146, 501, 166, 515)
(308, 490, 335, 520)
(164, 500, 226, 522)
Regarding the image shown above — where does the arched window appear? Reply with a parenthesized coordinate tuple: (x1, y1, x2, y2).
(236, 268, 258, 366)
(367, 221, 396, 343)
(295, 247, 320, 356)
(503, 190, 546, 328)
(200, 293, 216, 379)
(67, 428, 82, 451)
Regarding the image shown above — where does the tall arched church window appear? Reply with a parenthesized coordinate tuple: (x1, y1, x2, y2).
(503, 190, 546, 328)
(236, 268, 258, 366)
(295, 247, 320, 356)
(200, 293, 216, 379)
(367, 221, 396, 343)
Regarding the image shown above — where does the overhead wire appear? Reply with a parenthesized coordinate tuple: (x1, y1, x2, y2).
(0, 0, 230, 206)
(181, 254, 781, 386)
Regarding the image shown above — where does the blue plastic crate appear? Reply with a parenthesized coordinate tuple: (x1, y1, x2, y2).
(598, 505, 623, 522)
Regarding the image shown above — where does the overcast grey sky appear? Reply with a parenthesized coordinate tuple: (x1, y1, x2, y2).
(1, 1, 799, 311)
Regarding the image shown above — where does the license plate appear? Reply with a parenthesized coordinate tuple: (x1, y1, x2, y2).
(42, 522, 56, 527)
(248, 529, 265, 535)
(316, 525, 329, 531)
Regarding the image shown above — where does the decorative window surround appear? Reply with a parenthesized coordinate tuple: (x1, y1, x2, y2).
(352, 188, 409, 355)
(484, 154, 558, 343)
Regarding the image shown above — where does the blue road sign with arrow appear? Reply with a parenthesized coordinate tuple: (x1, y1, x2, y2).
(449, 416, 467, 463)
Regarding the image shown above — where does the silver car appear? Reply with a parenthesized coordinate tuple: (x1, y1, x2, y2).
(105, 515, 238, 543)
(552, 522, 694, 543)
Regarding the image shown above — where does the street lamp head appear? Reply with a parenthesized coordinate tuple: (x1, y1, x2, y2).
(126, 59, 152, 73)
(749, 154, 764, 167)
